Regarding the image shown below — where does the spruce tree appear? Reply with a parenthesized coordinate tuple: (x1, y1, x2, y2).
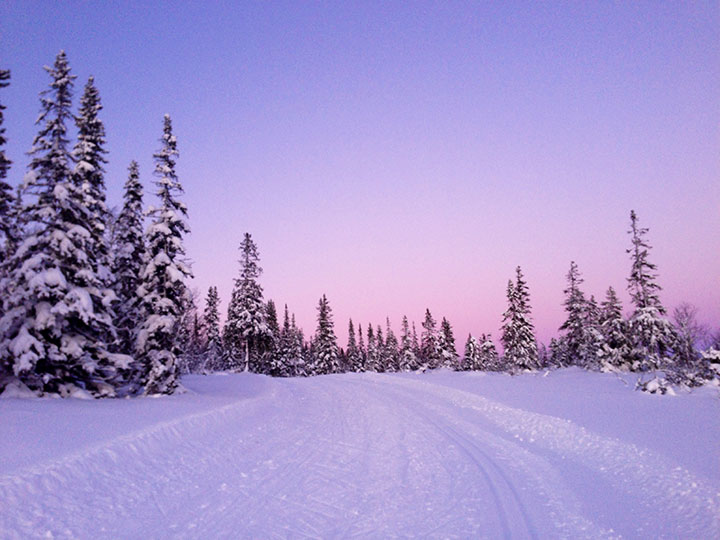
(501, 266, 538, 372)
(438, 316, 459, 369)
(223, 233, 269, 372)
(357, 323, 366, 371)
(478, 334, 500, 371)
(203, 286, 222, 371)
(420, 309, 440, 369)
(0, 68, 14, 265)
(111, 161, 145, 355)
(265, 299, 282, 376)
(135, 114, 192, 395)
(1, 52, 121, 396)
(314, 294, 339, 374)
(346, 319, 361, 372)
(399, 315, 417, 371)
(557, 261, 587, 367)
(384, 317, 399, 372)
(73, 77, 111, 283)
(463, 334, 480, 370)
(626, 210, 677, 372)
(597, 286, 630, 370)
(366, 324, 377, 372)
(374, 324, 385, 372)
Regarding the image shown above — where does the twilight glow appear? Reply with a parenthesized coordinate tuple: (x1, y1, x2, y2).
(1, 2, 718, 346)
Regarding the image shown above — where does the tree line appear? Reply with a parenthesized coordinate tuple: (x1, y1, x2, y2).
(1, 53, 717, 397)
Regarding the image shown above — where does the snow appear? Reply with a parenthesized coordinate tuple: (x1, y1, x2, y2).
(1, 369, 717, 538)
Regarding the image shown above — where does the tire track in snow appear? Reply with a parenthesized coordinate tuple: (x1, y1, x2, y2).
(375, 374, 720, 538)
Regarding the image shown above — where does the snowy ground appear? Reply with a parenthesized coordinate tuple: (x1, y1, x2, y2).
(1, 369, 718, 539)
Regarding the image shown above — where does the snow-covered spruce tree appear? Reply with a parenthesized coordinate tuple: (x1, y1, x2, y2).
(384, 318, 399, 372)
(223, 233, 270, 373)
(135, 114, 192, 395)
(357, 323, 366, 372)
(73, 77, 111, 285)
(291, 314, 308, 376)
(597, 286, 630, 370)
(366, 324, 377, 372)
(478, 334, 500, 371)
(313, 295, 339, 374)
(557, 261, 587, 367)
(276, 305, 294, 376)
(420, 309, 440, 369)
(463, 334, 480, 370)
(202, 286, 222, 372)
(111, 161, 145, 355)
(346, 319, 361, 372)
(0, 52, 123, 396)
(399, 315, 417, 371)
(501, 266, 538, 373)
(0, 68, 14, 266)
(374, 325, 385, 372)
(265, 299, 283, 376)
(626, 210, 677, 374)
(438, 316, 459, 369)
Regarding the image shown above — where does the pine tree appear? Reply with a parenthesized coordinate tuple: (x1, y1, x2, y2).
(0, 52, 122, 396)
(366, 324, 377, 372)
(314, 294, 339, 374)
(626, 210, 677, 372)
(557, 261, 587, 367)
(438, 317, 459, 369)
(399, 315, 417, 371)
(420, 309, 440, 369)
(374, 324, 385, 372)
(346, 319, 361, 372)
(0, 68, 14, 266)
(357, 323, 366, 371)
(265, 299, 282, 376)
(478, 334, 500, 371)
(111, 161, 145, 355)
(501, 266, 538, 372)
(73, 77, 111, 284)
(203, 286, 222, 371)
(223, 233, 269, 372)
(463, 334, 480, 370)
(291, 314, 307, 376)
(135, 114, 192, 395)
(595, 287, 629, 370)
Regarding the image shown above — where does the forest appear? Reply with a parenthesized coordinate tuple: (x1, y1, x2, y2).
(1, 52, 718, 398)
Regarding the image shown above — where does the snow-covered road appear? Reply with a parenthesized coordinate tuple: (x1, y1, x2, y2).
(1, 371, 718, 539)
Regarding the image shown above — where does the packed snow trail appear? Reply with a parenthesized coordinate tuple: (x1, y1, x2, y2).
(1, 372, 718, 539)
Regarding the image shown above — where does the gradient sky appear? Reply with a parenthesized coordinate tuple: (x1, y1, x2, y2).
(1, 1, 718, 347)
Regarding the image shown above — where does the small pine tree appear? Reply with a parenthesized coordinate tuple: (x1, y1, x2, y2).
(357, 323, 366, 371)
(135, 114, 192, 395)
(463, 334, 480, 370)
(420, 309, 440, 369)
(346, 319, 361, 372)
(438, 317, 459, 369)
(501, 266, 538, 372)
(265, 299, 282, 376)
(597, 286, 630, 370)
(366, 324, 377, 372)
(203, 286, 222, 371)
(0, 68, 14, 267)
(478, 334, 500, 371)
(557, 261, 587, 367)
(314, 295, 339, 374)
(384, 318, 399, 372)
(223, 233, 270, 372)
(399, 315, 417, 371)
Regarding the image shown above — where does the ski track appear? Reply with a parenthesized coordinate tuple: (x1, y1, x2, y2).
(1, 374, 718, 539)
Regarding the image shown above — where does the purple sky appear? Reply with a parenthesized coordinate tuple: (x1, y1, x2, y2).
(2, 2, 718, 347)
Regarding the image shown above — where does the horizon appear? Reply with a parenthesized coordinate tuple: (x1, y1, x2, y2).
(1, 2, 718, 348)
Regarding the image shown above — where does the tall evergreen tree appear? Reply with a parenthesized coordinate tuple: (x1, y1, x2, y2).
(265, 299, 282, 376)
(626, 210, 677, 372)
(357, 323, 366, 371)
(1, 52, 121, 396)
(223, 233, 269, 372)
(383, 317, 399, 372)
(366, 324, 377, 372)
(420, 309, 440, 369)
(0, 68, 14, 266)
(346, 319, 361, 372)
(501, 266, 538, 372)
(111, 161, 145, 355)
(438, 316, 459, 369)
(202, 286, 222, 371)
(73, 77, 111, 283)
(399, 315, 417, 371)
(597, 286, 630, 370)
(314, 294, 339, 374)
(463, 334, 480, 370)
(135, 114, 192, 395)
(557, 261, 587, 367)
